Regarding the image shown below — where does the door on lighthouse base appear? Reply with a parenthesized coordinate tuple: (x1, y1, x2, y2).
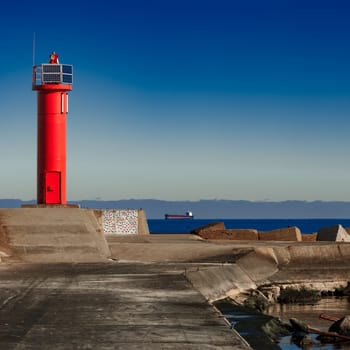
(44, 171, 61, 204)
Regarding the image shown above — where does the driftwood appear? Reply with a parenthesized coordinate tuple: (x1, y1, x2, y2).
(290, 317, 350, 342)
(319, 313, 339, 322)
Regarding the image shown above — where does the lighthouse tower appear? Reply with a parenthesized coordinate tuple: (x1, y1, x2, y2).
(32, 52, 73, 205)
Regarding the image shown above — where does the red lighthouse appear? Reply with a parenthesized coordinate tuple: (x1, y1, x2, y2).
(32, 53, 73, 205)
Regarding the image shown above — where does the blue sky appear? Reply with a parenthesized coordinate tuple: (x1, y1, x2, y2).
(1, 0, 350, 201)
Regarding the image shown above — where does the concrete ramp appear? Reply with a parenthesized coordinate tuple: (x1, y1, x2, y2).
(0, 208, 111, 263)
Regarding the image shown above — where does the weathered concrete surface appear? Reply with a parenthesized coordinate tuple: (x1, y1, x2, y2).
(317, 224, 350, 242)
(197, 229, 258, 240)
(107, 234, 255, 263)
(191, 222, 225, 234)
(186, 264, 256, 302)
(236, 247, 280, 283)
(0, 208, 111, 263)
(138, 209, 150, 235)
(258, 226, 302, 241)
(301, 233, 317, 241)
(105, 235, 350, 303)
(2, 210, 350, 350)
(0, 262, 250, 350)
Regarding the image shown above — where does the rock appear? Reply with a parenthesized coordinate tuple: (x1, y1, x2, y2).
(243, 290, 270, 312)
(289, 318, 309, 332)
(334, 282, 350, 296)
(258, 227, 302, 241)
(329, 316, 350, 336)
(317, 225, 350, 242)
(299, 335, 315, 346)
(262, 317, 292, 342)
(278, 287, 321, 304)
(292, 335, 316, 347)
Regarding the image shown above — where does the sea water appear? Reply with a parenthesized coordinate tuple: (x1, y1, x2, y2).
(148, 218, 350, 234)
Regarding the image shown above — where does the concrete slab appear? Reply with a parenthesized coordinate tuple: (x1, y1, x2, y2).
(0, 263, 250, 350)
(236, 247, 279, 283)
(186, 264, 256, 302)
(107, 234, 254, 263)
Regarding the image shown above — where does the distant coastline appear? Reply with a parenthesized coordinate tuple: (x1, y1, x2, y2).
(2, 199, 350, 219)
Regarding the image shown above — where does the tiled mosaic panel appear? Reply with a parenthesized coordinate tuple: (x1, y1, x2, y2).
(102, 209, 138, 234)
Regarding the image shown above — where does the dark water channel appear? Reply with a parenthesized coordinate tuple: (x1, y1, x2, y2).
(267, 297, 350, 349)
(216, 297, 350, 350)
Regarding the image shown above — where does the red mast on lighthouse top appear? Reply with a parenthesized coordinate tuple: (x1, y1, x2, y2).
(32, 52, 73, 205)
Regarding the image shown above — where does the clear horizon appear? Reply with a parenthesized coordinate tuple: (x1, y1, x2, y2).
(1, 0, 350, 201)
(3, 198, 350, 204)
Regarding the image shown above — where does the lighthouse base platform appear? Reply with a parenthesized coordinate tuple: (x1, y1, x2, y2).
(0, 208, 111, 263)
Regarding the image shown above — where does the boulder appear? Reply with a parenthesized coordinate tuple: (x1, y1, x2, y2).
(258, 227, 302, 241)
(317, 225, 350, 242)
(329, 316, 350, 336)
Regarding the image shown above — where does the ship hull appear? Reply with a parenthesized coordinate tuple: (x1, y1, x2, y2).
(165, 214, 194, 220)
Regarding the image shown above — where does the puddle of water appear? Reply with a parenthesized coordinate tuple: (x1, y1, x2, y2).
(277, 334, 336, 349)
(266, 297, 350, 331)
(216, 297, 350, 350)
(216, 301, 282, 349)
(266, 297, 350, 350)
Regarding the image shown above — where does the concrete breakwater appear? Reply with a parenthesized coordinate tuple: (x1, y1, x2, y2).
(191, 221, 350, 242)
(185, 243, 350, 302)
(1, 208, 350, 296)
(1, 208, 350, 348)
(0, 208, 149, 262)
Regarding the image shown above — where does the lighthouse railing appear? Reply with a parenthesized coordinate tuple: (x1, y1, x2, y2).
(32, 64, 73, 86)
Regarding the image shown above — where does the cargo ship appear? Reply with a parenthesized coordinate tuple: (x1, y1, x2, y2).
(164, 211, 194, 220)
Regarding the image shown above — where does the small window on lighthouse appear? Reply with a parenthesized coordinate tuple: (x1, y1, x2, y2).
(61, 93, 64, 113)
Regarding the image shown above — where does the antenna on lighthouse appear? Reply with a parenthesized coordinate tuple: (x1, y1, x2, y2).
(32, 32, 36, 66)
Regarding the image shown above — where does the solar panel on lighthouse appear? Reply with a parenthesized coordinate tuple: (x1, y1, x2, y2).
(41, 64, 73, 84)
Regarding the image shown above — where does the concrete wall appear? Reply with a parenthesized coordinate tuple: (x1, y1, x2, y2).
(0, 208, 150, 263)
(185, 244, 350, 302)
(0, 208, 111, 263)
(137, 209, 150, 235)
